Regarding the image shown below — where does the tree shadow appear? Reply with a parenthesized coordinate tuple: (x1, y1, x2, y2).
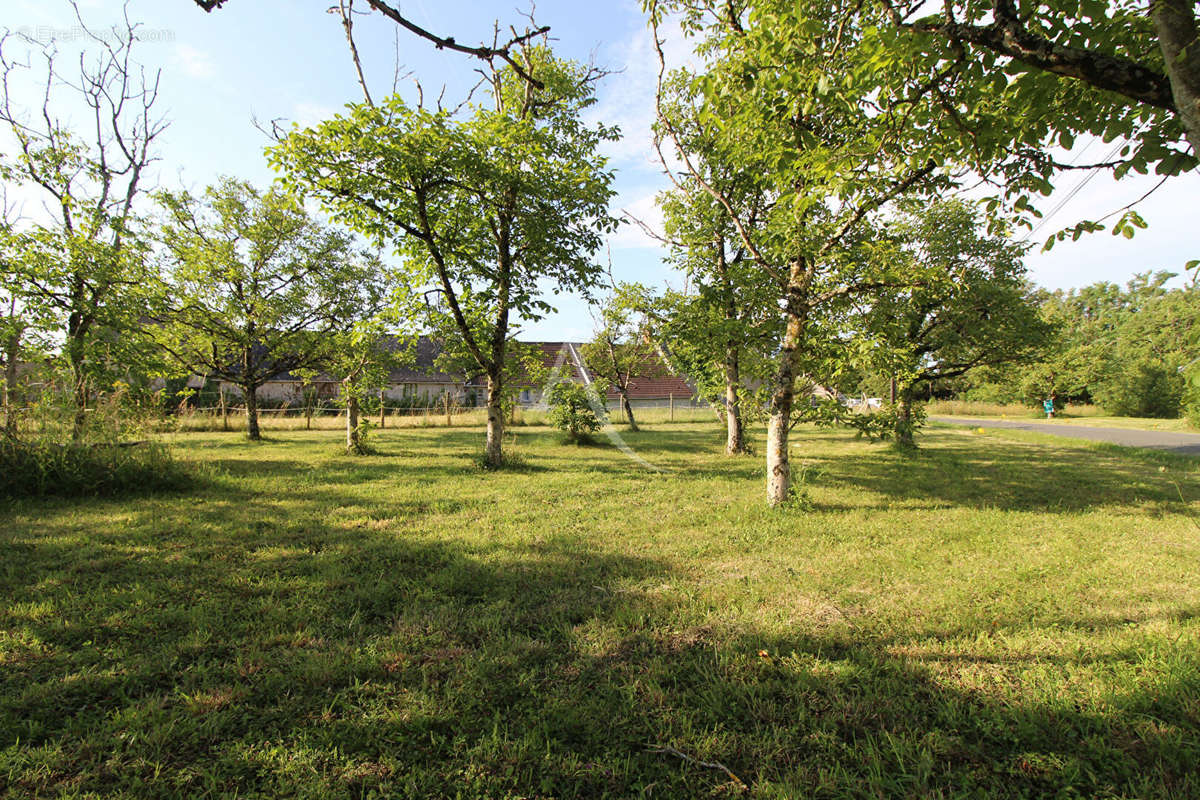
(792, 428, 1197, 514)
(5, 474, 1199, 798)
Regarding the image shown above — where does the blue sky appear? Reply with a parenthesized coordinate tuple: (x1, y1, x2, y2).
(6, 0, 1198, 340)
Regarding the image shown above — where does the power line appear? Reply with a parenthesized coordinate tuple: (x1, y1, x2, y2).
(1020, 140, 1126, 243)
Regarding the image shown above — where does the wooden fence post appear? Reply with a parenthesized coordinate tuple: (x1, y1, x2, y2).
(219, 387, 229, 431)
(669, 393, 674, 422)
(379, 389, 386, 429)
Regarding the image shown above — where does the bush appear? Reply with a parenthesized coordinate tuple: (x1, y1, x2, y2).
(0, 438, 192, 499)
(546, 381, 605, 443)
(1092, 359, 1183, 418)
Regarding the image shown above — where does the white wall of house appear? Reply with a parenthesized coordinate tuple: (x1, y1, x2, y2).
(382, 382, 463, 403)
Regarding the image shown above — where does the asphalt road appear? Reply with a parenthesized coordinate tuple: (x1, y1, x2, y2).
(930, 416, 1200, 456)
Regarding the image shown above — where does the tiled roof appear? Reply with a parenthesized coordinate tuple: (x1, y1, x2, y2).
(465, 341, 588, 389)
(604, 371, 695, 401)
(270, 335, 464, 384)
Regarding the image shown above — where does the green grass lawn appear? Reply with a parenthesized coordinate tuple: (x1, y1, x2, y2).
(3, 423, 1199, 798)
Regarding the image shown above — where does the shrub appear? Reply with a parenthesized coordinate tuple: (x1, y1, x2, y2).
(2, 370, 194, 499)
(546, 381, 605, 443)
(1183, 368, 1200, 428)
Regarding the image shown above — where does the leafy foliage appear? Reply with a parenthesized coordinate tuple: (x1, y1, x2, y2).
(153, 179, 382, 439)
(854, 200, 1053, 443)
(546, 379, 605, 443)
(270, 45, 618, 464)
(0, 15, 167, 437)
(978, 272, 1200, 418)
(582, 283, 663, 431)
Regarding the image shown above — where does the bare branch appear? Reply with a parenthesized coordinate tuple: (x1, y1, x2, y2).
(332, 0, 374, 106)
(648, 744, 748, 792)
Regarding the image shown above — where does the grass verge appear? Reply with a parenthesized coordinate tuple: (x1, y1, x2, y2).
(927, 401, 1194, 432)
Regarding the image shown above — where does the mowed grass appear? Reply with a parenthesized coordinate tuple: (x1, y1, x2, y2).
(2, 423, 1199, 798)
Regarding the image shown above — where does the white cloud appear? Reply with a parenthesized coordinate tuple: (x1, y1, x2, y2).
(291, 101, 340, 128)
(172, 43, 215, 79)
(586, 4, 698, 173)
(608, 189, 667, 250)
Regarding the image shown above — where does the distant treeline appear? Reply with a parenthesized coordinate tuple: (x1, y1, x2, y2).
(942, 272, 1198, 420)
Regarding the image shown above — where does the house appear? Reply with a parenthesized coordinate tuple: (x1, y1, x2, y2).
(217, 336, 705, 410)
(217, 335, 473, 406)
(494, 341, 702, 410)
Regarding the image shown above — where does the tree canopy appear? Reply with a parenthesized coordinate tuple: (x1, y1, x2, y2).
(271, 46, 618, 465)
(154, 179, 384, 440)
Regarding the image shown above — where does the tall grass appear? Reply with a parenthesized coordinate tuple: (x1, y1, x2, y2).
(2, 376, 195, 500)
(0, 438, 191, 499)
(926, 399, 1104, 418)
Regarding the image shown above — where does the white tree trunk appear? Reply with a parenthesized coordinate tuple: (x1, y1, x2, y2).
(766, 380, 796, 506)
(346, 393, 359, 452)
(766, 332, 803, 505)
(485, 373, 503, 466)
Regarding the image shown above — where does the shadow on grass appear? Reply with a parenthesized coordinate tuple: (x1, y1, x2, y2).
(3, 491, 1198, 797)
(789, 427, 1197, 514)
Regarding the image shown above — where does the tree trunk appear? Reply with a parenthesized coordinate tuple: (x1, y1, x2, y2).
(70, 367, 88, 442)
(3, 326, 21, 439)
(346, 393, 360, 452)
(766, 359, 799, 506)
(895, 387, 915, 448)
(1153, 0, 1200, 157)
(244, 383, 261, 441)
(64, 312, 88, 442)
(724, 348, 746, 455)
(485, 372, 503, 466)
(621, 391, 639, 431)
(766, 260, 810, 506)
